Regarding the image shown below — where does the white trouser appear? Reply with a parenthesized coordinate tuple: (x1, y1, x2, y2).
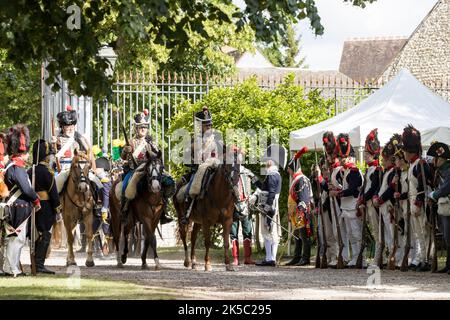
(320, 210, 338, 265)
(410, 207, 430, 264)
(264, 238, 278, 262)
(380, 203, 394, 261)
(330, 198, 349, 262)
(55, 169, 104, 193)
(3, 218, 28, 275)
(342, 209, 363, 266)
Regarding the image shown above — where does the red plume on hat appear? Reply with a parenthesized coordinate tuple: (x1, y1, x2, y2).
(365, 128, 381, 157)
(294, 146, 308, 160)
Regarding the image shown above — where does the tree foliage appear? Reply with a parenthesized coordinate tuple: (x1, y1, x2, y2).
(0, 0, 376, 99)
(0, 50, 40, 141)
(259, 24, 307, 68)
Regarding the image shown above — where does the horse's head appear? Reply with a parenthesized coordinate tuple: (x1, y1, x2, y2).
(146, 156, 163, 194)
(223, 145, 243, 188)
(71, 149, 91, 193)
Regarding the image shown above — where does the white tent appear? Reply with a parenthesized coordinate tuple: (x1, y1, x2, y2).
(290, 69, 450, 156)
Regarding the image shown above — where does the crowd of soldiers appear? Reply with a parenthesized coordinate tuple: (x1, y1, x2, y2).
(0, 102, 449, 277)
(284, 126, 450, 274)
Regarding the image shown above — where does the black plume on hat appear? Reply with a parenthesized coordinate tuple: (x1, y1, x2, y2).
(336, 133, 353, 158)
(322, 131, 336, 156)
(402, 124, 422, 154)
(57, 105, 77, 127)
(7, 124, 30, 155)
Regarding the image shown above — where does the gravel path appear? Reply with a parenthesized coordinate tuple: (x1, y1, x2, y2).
(20, 248, 450, 300)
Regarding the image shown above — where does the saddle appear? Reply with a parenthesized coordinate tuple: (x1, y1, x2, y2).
(175, 166, 216, 203)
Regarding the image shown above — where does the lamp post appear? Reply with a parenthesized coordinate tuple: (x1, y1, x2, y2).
(98, 46, 117, 156)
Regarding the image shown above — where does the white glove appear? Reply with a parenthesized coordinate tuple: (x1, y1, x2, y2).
(248, 194, 257, 206)
(50, 136, 57, 144)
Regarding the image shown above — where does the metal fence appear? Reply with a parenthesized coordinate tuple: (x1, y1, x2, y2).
(43, 70, 450, 163)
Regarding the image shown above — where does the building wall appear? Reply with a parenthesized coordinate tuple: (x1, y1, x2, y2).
(383, 0, 450, 83)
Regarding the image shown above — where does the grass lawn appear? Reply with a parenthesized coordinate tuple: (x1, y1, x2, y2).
(0, 276, 175, 300)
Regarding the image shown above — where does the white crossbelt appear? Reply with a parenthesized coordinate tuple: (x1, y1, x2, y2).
(56, 137, 75, 158)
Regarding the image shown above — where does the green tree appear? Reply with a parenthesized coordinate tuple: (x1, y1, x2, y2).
(0, 51, 40, 141)
(0, 0, 376, 99)
(259, 24, 307, 68)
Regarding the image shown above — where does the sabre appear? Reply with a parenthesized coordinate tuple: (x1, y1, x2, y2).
(252, 204, 299, 241)
(30, 138, 40, 276)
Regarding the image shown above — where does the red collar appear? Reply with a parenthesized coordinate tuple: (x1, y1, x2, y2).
(293, 171, 303, 179)
(367, 160, 379, 167)
(343, 162, 357, 169)
(384, 164, 395, 171)
(331, 161, 341, 169)
(11, 155, 26, 168)
(409, 154, 420, 163)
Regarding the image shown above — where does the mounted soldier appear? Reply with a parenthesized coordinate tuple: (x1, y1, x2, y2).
(2, 125, 40, 277)
(120, 109, 173, 225)
(401, 125, 432, 272)
(254, 144, 285, 267)
(27, 139, 61, 274)
(178, 107, 242, 225)
(285, 147, 313, 266)
(52, 105, 103, 202)
(427, 142, 450, 275)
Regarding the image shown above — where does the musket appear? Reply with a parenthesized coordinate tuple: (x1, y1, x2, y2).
(400, 194, 411, 272)
(119, 116, 138, 169)
(253, 204, 299, 241)
(377, 207, 385, 269)
(420, 160, 437, 272)
(330, 196, 345, 269)
(51, 115, 62, 173)
(356, 167, 369, 269)
(388, 170, 400, 270)
(30, 158, 37, 276)
(313, 142, 327, 269)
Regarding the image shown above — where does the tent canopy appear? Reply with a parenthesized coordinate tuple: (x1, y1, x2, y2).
(290, 69, 450, 151)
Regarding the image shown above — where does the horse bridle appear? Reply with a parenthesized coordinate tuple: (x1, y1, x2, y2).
(146, 158, 163, 188)
(67, 159, 92, 209)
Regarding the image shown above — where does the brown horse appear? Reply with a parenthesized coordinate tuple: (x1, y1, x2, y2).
(61, 150, 95, 267)
(173, 157, 239, 272)
(110, 156, 164, 270)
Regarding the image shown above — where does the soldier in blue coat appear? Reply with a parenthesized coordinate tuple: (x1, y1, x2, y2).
(27, 139, 61, 274)
(2, 125, 40, 277)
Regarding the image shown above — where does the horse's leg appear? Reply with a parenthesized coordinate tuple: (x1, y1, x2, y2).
(121, 221, 131, 264)
(190, 223, 201, 270)
(116, 223, 124, 268)
(63, 208, 77, 266)
(84, 209, 95, 267)
(203, 223, 213, 272)
(223, 217, 234, 271)
(140, 227, 150, 270)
